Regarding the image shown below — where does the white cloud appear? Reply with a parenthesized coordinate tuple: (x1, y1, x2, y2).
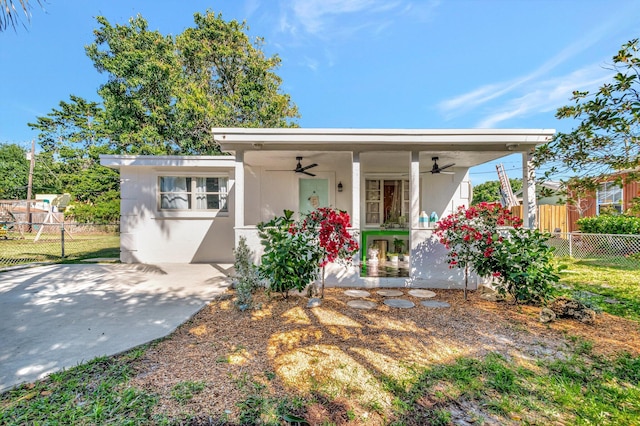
(475, 64, 613, 128)
(291, 0, 381, 34)
(438, 15, 621, 121)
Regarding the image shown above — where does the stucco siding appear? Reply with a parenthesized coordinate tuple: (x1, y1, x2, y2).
(117, 164, 235, 264)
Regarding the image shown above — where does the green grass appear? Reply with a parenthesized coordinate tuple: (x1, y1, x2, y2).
(555, 258, 640, 322)
(0, 350, 157, 425)
(0, 234, 119, 268)
(171, 381, 206, 403)
(389, 349, 640, 425)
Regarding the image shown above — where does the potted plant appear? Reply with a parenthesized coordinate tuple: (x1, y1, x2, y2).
(393, 238, 405, 254)
(387, 252, 399, 263)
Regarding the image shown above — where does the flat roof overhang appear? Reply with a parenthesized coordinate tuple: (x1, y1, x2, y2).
(212, 127, 555, 153)
(99, 155, 236, 169)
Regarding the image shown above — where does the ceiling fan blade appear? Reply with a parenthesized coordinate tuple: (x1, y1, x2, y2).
(438, 163, 455, 171)
(299, 163, 318, 172)
(301, 171, 316, 177)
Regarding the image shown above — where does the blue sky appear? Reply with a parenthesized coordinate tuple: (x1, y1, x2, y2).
(1, 0, 639, 184)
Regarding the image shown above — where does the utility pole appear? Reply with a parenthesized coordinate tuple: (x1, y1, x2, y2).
(25, 139, 35, 232)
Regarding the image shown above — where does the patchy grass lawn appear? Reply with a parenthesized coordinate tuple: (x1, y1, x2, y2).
(2, 263, 640, 425)
(556, 257, 640, 322)
(0, 234, 119, 268)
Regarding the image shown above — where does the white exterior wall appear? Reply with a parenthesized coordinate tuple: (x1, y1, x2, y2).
(421, 168, 472, 219)
(119, 165, 235, 264)
(243, 153, 353, 225)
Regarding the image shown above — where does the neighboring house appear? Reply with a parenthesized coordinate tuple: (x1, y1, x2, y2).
(514, 181, 565, 206)
(100, 128, 554, 289)
(566, 174, 640, 232)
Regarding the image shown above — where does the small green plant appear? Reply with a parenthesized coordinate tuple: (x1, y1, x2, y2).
(232, 236, 262, 311)
(393, 237, 405, 253)
(257, 210, 323, 298)
(171, 381, 206, 403)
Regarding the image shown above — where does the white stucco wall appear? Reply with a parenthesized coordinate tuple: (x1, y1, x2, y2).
(118, 164, 235, 264)
(243, 153, 353, 225)
(421, 169, 472, 219)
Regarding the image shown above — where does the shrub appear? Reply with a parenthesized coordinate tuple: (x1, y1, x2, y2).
(232, 236, 262, 311)
(436, 203, 560, 305)
(296, 207, 359, 297)
(257, 208, 359, 298)
(257, 210, 323, 298)
(490, 228, 560, 304)
(435, 203, 522, 299)
(576, 214, 640, 235)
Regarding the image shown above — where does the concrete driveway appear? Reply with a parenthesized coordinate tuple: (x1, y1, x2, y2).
(0, 263, 232, 392)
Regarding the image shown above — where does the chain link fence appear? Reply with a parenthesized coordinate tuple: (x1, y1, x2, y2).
(546, 232, 640, 268)
(0, 222, 119, 269)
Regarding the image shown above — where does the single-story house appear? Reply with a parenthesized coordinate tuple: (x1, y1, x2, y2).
(100, 128, 554, 289)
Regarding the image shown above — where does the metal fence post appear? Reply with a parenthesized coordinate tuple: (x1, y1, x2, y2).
(61, 222, 65, 258)
(568, 232, 573, 258)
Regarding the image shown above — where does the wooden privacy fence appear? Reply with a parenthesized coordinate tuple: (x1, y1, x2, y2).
(511, 204, 567, 234)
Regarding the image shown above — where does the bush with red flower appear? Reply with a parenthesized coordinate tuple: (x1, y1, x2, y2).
(257, 208, 359, 298)
(296, 207, 359, 297)
(435, 202, 559, 304)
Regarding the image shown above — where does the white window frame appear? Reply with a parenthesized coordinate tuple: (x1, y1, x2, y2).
(364, 177, 411, 227)
(596, 181, 623, 215)
(158, 175, 229, 212)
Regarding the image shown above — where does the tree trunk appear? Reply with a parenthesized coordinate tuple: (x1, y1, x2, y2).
(464, 264, 468, 301)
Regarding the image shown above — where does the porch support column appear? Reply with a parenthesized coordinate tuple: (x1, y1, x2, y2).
(522, 150, 537, 229)
(351, 151, 360, 229)
(234, 150, 245, 236)
(410, 150, 420, 229)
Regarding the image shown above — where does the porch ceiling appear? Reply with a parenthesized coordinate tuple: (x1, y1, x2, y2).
(243, 150, 516, 170)
(215, 128, 555, 170)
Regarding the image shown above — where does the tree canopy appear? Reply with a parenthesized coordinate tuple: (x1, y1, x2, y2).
(471, 179, 522, 205)
(534, 39, 640, 195)
(26, 11, 298, 222)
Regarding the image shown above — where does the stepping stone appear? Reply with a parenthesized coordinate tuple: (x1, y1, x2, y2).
(377, 289, 403, 297)
(408, 289, 437, 298)
(421, 300, 451, 308)
(306, 298, 322, 308)
(347, 300, 377, 310)
(383, 299, 415, 308)
(344, 289, 371, 298)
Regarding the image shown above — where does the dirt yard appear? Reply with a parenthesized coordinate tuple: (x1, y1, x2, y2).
(130, 288, 640, 424)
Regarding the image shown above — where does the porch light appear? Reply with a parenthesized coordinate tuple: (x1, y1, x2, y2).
(337, 181, 343, 192)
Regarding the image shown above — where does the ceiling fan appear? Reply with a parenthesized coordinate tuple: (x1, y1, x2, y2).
(430, 156, 455, 174)
(292, 156, 318, 176)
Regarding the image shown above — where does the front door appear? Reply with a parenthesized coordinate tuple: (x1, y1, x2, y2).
(299, 178, 329, 214)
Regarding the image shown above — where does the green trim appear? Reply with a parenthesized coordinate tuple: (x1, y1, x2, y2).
(361, 229, 409, 262)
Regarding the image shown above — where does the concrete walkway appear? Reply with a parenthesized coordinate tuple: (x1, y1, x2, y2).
(0, 263, 232, 392)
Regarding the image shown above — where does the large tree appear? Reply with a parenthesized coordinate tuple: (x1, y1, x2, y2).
(81, 12, 298, 155)
(0, 143, 28, 199)
(29, 11, 298, 221)
(0, 143, 61, 199)
(471, 179, 522, 205)
(534, 38, 640, 195)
